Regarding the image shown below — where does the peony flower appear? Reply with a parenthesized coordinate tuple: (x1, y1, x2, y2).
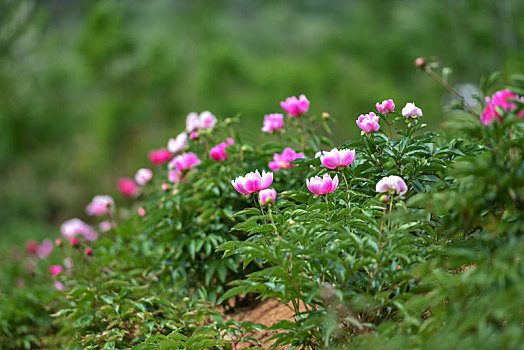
(281, 94, 310, 116)
(86, 195, 114, 216)
(169, 152, 201, 173)
(190, 131, 199, 139)
(231, 170, 273, 196)
(320, 148, 356, 170)
(135, 168, 153, 186)
(168, 170, 181, 183)
(37, 239, 53, 259)
(376, 99, 395, 114)
(481, 89, 524, 125)
(210, 138, 234, 161)
(356, 112, 380, 133)
(306, 174, 339, 197)
(268, 148, 305, 171)
(49, 265, 63, 276)
(186, 111, 217, 133)
(25, 240, 38, 256)
(200, 111, 217, 129)
(61, 218, 94, 239)
(186, 112, 201, 133)
(99, 221, 115, 232)
(376, 175, 408, 196)
(85, 247, 93, 256)
(167, 132, 188, 154)
(259, 188, 277, 206)
(262, 113, 285, 133)
(149, 148, 173, 166)
(118, 177, 139, 198)
(402, 102, 423, 118)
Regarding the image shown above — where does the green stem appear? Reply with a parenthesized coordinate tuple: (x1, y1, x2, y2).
(268, 205, 281, 241)
(341, 171, 351, 210)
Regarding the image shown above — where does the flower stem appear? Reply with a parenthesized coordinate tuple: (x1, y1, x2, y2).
(341, 171, 351, 210)
(268, 205, 281, 241)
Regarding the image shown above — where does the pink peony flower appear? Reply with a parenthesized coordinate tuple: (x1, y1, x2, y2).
(99, 221, 115, 232)
(262, 113, 285, 133)
(186, 111, 217, 132)
(402, 103, 423, 118)
(481, 89, 524, 125)
(118, 177, 139, 198)
(25, 240, 38, 256)
(376, 99, 395, 114)
(168, 170, 181, 183)
(268, 148, 305, 171)
(259, 188, 277, 206)
(54, 281, 64, 291)
(281, 94, 310, 116)
(149, 148, 173, 166)
(376, 175, 408, 196)
(49, 265, 63, 276)
(169, 152, 201, 173)
(86, 195, 114, 216)
(190, 131, 199, 139)
(306, 174, 339, 197)
(320, 148, 356, 170)
(135, 168, 153, 186)
(210, 139, 234, 162)
(137, 207, 146, 216)
(356, 112, 380, 133)
(167, 132, 188, 154)
(231, 170, 273, 196)
(37, 239, 54, 259)
(61, 218, 97, 241)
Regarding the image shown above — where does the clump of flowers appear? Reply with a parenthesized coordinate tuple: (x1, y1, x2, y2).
(259, 188, 277, 206)
(306, 174, 339, 197)
(231, 170, 273, 197)
(320, 148, 356, 170)
(268, 148, 305, 171)
(186, 111, 217, 133)
(481, 89, 524, 125)
(167, 132, 188, 154)
(148, 148, 172, 165)
(262, 113, 285, 133)
(210, 138, 234, 161)
(376, 99, 395, 114)
(86, 195, 114, 216)
(118, 177, 139, 198)
(402, 102, 423, 118)
(135, 168, 153, 186)
(281, 94, 310, 117)
(61, 218, 98, 242)
(356, 112, 380, 133)
(376, 175, 408, 196)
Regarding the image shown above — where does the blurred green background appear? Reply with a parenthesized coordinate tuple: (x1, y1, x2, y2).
(1, 0, 523, 249)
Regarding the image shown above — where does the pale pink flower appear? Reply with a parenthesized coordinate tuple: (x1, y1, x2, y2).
(262, 113, 285, 133)
(200, 111, 217, 129)
(54, 281, 64, 291)
(320, 148, 356, 170)
(118, 177, 139, 198)
(259, 188, 277, 206)
(186, 111, 217, 132)
(268, 148, 305, 171)
(481, 89, 524, 125)
(376, 175, 408, 196)
(86, 195, 114, 216)
(356, 112, 380, 133)
(138, 207, 146, 216)
(37, 239, 53, 259)
(186, 112, 201, 133)
(376, 99, 395, 114)
(64, 257, 74, 269)
(402, 103, 423, 118)
(168, 132, 188, 154)
(99, 221, 115, 232)
(149, 148, 172, 166)
(210, 139, 234, 161)
(168, 170, 181, 183)
(306, 174, 339, 197)
(61, 218, 95, 240)
(281, 94, 310, 116)
(161, 183, 169, 192)
(135, 168, 153, 186)
(169, 152, 201, 172)
(49, 265, 63, 276)
(231, 170, 273, 196)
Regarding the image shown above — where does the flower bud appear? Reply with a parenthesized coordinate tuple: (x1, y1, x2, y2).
(138, 207, 146, 216)
(161, 183, 169, 192)
(322, 112, 330, 119)
(85, 247, 93, 256)
(70, 237, 79, 246)
(414, 57, 427, 70)
(55, 238, 63, 247)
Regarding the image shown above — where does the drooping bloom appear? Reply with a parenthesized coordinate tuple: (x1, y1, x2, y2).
(262, 113, 285, 133)
(402, 103, 423, 118)
(210, 138, 234, 162)
(320, 148, 356, 170)
(49, 265, 63, 276)
(281, 94, 310, 116)
(376, 175, 408, 196)
(376, 99, 395, 114)
(86, 195, 114, 216)
(167, 132, 188, 154)
(37, 239, 54, 259)
(259, 188, 277, 206)
(306, 174, 339, 197)
(186, 111, 217, 133)
(231, 170, 273, 196)
(356, 112, 380, 133)
(118, 177, 139, 198)
(135, 168, 153, 186)
(481, 89, 524, 125)
(61, 218, 98, 242)
(149, 148, 173, 166)
(268, 148, 305, 171)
